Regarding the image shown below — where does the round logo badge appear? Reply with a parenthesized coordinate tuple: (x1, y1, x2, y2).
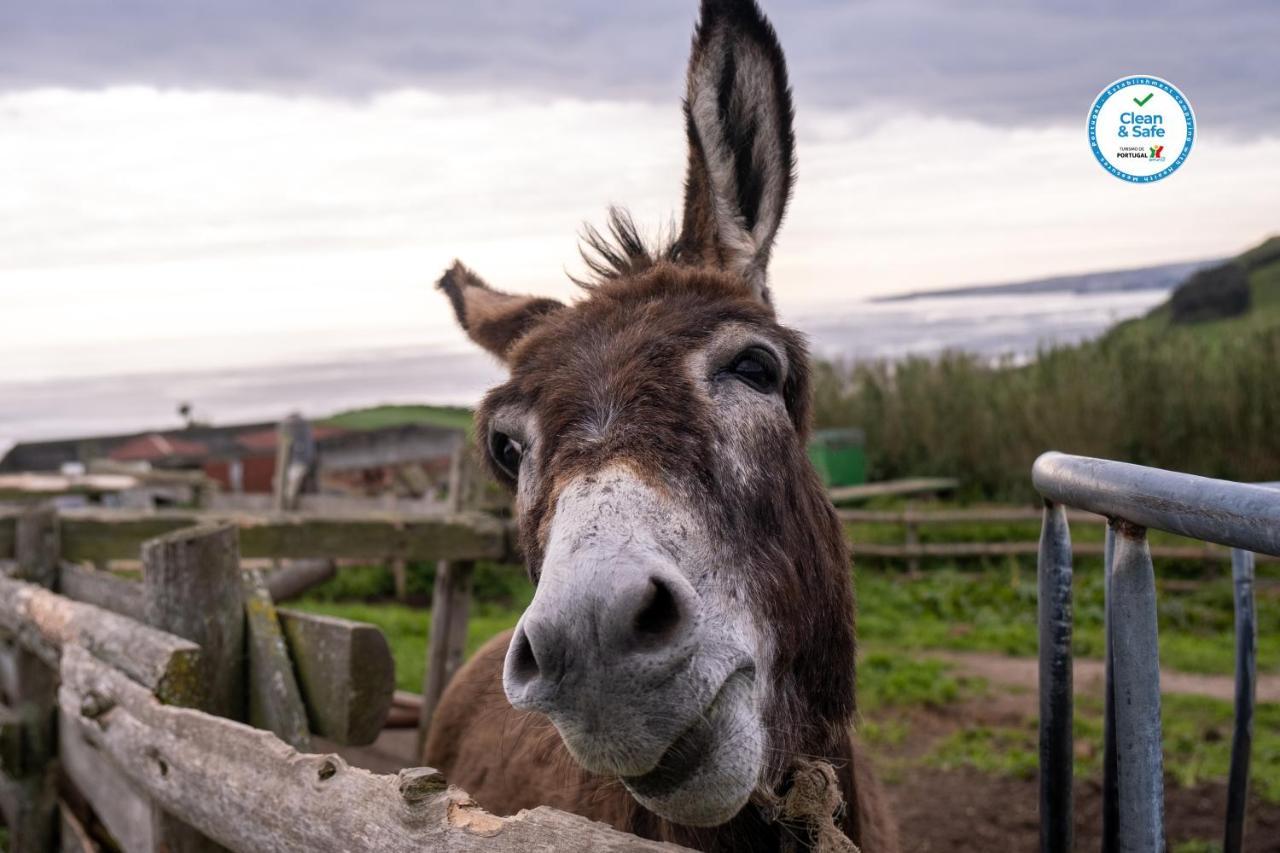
(1088, 75, 1195, 183)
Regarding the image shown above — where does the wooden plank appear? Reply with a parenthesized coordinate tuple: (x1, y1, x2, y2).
(0, 511, 18, 560)
(243, 569, 310, 751)
(142, 524, 246, 720)
(42, 563, 392, 745)
(272, 421, 295, 513)
(8, 507, 61, 853)
(60, 708, 154, 852)
(0, 473, 140, 502)
(418, 560, 473, 758)
(837, 507, 1107, 524)
(391, 558, 408, 602)
(15, 506, 59, 590)
(276, 609, 394, 746)
(419, 446, 473, 757)
(3, 680, 57, 852)
(59, 509, 507, 563)
(60, 563, 147, 621)
(264, 559, 336, 603)
(853, 541, 1264, 561)
(828, 477, 960, 503)
(59, 799, 98, 853)
(0, 702, 20, 772)
(58, 646, 692, 853)
(0, 577, 203, 705)
(142, 523, 246, 852)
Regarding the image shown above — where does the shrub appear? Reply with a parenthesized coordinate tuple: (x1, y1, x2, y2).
(1169, 263, 1251, 324)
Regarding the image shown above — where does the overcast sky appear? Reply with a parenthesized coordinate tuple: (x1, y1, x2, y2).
(3, 0, 1278, 385)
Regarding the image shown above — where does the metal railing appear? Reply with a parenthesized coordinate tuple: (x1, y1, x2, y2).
(1032, 452, 1280, 853)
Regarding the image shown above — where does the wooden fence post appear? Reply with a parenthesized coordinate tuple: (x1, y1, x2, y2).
(3, 506, 60, 852)
(391, 559, 409, 602)
(243, 569, 311, 751)
(272, 427, 294, 514)
(904, 503, 921, 574)
(417, 446, 476, 759)
(142, 523, 246, 852)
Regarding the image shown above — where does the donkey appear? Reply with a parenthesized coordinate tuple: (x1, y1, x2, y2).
(426, 1, 897, 850)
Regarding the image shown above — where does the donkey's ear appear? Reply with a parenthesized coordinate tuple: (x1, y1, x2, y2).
(678, 0, 796, 304)
(437, 261, 564, 363)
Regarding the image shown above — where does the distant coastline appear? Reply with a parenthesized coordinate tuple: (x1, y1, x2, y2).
(874, 258, 1219, 302)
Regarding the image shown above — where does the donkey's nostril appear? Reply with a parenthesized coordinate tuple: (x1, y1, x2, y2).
(508, 624, 541, 684)
(632, 577, 683, 646)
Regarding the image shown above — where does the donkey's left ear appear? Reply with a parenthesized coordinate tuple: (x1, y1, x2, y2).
(437, 261, 564, 363)
(678, 0, 796, 304)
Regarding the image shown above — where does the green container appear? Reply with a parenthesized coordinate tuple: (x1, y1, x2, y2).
(807, 428, 867, 488)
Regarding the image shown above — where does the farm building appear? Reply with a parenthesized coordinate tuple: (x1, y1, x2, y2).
(0, 418, 466, 502)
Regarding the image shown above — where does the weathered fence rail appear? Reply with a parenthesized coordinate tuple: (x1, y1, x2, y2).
(1033, 452, 1279, 853)
(0, 505, 687, 852)
(0, 508, 507, 563)
(839, 506, 1275, 563)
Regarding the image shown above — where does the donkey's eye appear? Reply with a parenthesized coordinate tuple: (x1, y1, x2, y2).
(488, 431, 524, 479)
(725, 347, 780, 394)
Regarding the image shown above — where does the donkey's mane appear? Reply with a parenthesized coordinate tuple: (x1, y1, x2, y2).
(575, 207, 684, 288)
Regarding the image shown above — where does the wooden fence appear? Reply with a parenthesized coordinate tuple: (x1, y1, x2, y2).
(0, 506, 684, 852)
(836, 507, 1274, 565)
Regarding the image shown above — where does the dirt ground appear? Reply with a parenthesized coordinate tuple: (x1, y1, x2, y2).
(870, 676, 1280, 853)
(885, 767, 1280, 852)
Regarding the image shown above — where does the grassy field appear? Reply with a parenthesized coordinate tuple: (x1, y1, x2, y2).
(321, 403, 477, 436)
(1110, 236, 1280, 343)
(857, 567, 1280, 675)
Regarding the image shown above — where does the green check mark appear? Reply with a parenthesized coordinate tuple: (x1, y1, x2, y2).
(1133, 92, 1154, 107)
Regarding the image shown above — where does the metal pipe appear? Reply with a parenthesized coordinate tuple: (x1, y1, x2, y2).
(1108, 522, 1165, 853)
(1038, 500, 1074, 853)
(1032, 453, 1280, 557)
(1224, 548, 1257, 853)
(1102, 524, 1118, 853)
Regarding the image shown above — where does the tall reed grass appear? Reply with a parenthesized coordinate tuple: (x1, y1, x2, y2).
(813, 324, 1280, 500)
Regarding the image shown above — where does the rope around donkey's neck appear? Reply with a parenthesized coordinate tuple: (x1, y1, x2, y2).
(762, 759, 861, 853)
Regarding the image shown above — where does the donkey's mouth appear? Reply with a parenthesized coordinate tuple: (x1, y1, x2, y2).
(621, 665, 758, 807)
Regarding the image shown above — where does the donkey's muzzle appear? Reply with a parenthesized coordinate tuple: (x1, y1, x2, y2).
(499, 467, 722, 777)
(503, 563, 700, 710)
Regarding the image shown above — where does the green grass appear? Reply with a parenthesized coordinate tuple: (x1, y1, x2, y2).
(1111, 252, 1280, 345)
(321, 404, 476, 436)
(858, 652, 984, 714)
(928, 725, 1041, 779)
(1172, 843, 1222, 853)
(856, 567, 1280, 675)
(922, 692, 1280, 804)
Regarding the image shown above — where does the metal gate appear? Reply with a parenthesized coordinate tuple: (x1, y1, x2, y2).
(1033, 452, 1280, 852)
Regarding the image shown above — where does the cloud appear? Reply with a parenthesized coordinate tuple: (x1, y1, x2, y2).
(1, 1, 1276, 134)
(3, 87, 1278, 358)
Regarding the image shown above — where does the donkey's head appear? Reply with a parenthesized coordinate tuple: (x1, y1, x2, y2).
(439, 0, 854, 829)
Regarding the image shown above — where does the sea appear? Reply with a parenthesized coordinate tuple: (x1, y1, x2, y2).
(0, 259, 1211, 452)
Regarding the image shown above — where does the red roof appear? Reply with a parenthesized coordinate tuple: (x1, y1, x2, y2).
(109, 433, 209, 463)
(235, 425, 346, 454)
